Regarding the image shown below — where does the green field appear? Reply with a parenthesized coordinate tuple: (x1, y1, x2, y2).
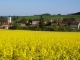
(17, 15, 80, 20)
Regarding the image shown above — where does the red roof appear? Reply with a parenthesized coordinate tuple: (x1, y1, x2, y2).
(0, 20, 8, 25)
(52, 20, 63, 23)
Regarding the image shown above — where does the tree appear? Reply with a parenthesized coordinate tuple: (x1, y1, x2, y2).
(68, 18, 76, 21)
(21, 17, 27, 22)
(12, 16, 19, 21)
(0, 16, 7, 20)
(57, 14, 61, 15)
(71, 12, 80, 15)
(9, 22, 19, 30)
(46, 21, 51, 26)
(53, 24, 59, 31)
(63, 18, 68, 21)
(39, 15, 44, 28)
(41, 13, 51, 16)
(28, 19, 32, 24)
(65, 25, 71, 31)
(58, 24, 64, 31)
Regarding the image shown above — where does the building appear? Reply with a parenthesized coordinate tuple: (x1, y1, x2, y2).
(0, 16, 12, 29)
(51, 20, 59, 26)
(0, 20, 8, 26)
(17, 20, 29, 27)
(32, 20, 39, 27)
(70, 22, 80, 30)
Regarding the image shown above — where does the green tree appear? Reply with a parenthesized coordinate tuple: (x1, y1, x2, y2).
(53, 24, 59, 31)
(39, 15, 44, 28)
(0, 16, 7, 20)
(58, 24, 64, 31)
(46, 21, 51, 26)
(20, 17, 27, 22)
(28, 19, 32, 24)
(41, 13, 51, 16)
(12, 16, 19, 21)
(9, 22, 19, 30)
(68, 18, 76, 21)
(65, 25, 71, 31)
(57, 14, 61, 15)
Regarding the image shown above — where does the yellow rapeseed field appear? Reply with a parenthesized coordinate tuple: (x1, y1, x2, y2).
(0, 29, 80, 60)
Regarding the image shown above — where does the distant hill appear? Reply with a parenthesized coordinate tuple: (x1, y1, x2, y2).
(70, 12, 80, 15)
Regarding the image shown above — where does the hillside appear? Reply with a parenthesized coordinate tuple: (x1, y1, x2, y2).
(70, 12, 80, 15)
(17, 15, 80, 20)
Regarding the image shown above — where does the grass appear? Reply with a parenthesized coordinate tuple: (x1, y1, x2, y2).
(17, 15, 80, 20)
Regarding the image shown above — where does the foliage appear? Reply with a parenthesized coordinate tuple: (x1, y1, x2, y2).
(9, 22, 19, 30)
(53, 24, 59, 31)
(57, 14, 61, 15)
(0, 16, 7, 20)
(58, 24, 65, 31)
(28, 19, 32, 25)
(41, 13, 51, 16)
(45, 21, 51, 26)
(20, 17, 27, 22)
(64, 25, 72, 31)
(71, 12, 80, 15)
(63, 17, 76, 21)
(12, 16, 19, 21)
(39, 15, 44, 28)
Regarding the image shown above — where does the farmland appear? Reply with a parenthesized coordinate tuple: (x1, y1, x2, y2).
(16, 15, 80, 20)
(0, 30, 80, 60)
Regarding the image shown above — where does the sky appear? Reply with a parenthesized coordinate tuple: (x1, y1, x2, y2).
(0, 0, 80, 16)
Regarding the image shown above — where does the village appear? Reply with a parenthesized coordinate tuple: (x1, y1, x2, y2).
(0, 16, 80, 31)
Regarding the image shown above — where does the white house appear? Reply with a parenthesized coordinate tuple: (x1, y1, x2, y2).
(32, 20, 39, 26)
(70, 22, 80, 29)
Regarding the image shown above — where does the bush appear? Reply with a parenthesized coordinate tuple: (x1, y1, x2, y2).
(9, 22, 19, 30)
(35, 27, 42, 31)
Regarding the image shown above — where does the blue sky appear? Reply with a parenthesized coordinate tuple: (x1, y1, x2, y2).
(0, 0, 80, 16)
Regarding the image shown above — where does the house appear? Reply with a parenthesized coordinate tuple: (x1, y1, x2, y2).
(43, 20, 50, 26)
(20, 23, 26, 27)
(18, 22, 25, 27)
(0, 20, 8, 26)
(32, 20, 39, 27)
(0, 20, 8, 29)
(18, 20, 29, 27)
(61, 20, 68, 26)
(0, 16, 12, 29)
(51, 19, 75, 26)
(43, 20, 48, 25)
(51, 19, 63, 26)
(51, 20, 57, 26)
(70, 22, 80, 29)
